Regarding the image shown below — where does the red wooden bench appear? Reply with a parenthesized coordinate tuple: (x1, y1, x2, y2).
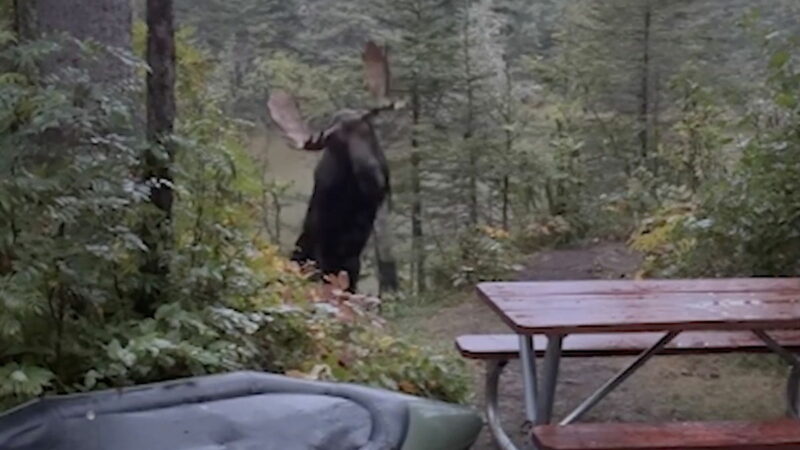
(532, 420, 800, 450)
(456, 331, 800, 450)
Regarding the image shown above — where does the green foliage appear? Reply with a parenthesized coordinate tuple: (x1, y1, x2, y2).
(429, 226, 521, 289)
(343, 331, 467, 400)
(512, 215, 576, 253)
(661, 65, 733, 193)
(0, 35, 146, 407)
(542, 105, 588, 223)
(632, 29, 800, 278)
(174, 0, 299, 51)
(629, 198, 699, 278)
(0, 364, 54, 398)
(0, 28, 468, 411)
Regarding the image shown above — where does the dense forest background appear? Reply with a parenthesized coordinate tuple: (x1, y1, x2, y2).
(1, 0, 799, 410)
(170, 0, 800, 291)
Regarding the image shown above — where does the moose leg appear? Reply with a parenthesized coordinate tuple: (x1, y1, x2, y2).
(332, 213, 375, 293)
(341, 256, 361, 293)
(290, 230, 313, 263)
(291, 230, 326, 284)
(291, 200, 321, 272)
(317, 250, 360, 293)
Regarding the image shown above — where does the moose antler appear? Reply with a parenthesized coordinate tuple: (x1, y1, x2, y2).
(362, 41, 406, 118)
(363, 41, 390, 102)
(268, 41, 403, 150)
(267, 91, 327, 151)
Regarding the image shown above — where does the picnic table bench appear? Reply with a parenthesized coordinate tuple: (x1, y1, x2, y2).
(533, 420, 800, 450)
(457, 278, 800, 450)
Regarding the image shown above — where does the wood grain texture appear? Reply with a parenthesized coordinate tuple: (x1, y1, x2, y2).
(477, 279, 800, 334)
(532, 420, 800, 450)
(455, 330, 800, 359)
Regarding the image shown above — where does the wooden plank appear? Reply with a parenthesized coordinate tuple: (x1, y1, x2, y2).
(456, 330, 800, 359)
(492, 291, 800, 303)
(476, 280, 800, 334)
(532, 420, 800, 450)
(480, 279, 800, 297)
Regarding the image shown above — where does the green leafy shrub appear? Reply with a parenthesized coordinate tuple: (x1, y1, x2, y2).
(511, 215, 576, 252)
(629, 200, 699, 278)
(429, 226, 522, 289)
(631, 29, 800, 278)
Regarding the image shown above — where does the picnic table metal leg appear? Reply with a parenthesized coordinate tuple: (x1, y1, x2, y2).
(559, 331, 680, 426)
(751, 330, 800, 418)
(538, 334, 564, 424)
(788, 365, 800, 419)
(485, 360, 519, 450)
(752, 330, 800, 367)
(519, 335, 540, 425)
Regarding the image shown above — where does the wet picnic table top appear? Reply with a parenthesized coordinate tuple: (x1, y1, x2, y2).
(477, 278, 800, 335)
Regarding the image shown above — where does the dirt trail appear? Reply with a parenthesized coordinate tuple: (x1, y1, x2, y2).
(404, 242, 790, 449)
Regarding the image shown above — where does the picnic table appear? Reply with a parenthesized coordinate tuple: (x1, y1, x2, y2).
(467, 278, 800, 450)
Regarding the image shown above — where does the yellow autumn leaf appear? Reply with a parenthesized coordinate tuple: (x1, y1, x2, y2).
(398, 380, 419, 395)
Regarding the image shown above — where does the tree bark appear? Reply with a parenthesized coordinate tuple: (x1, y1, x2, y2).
(638, 0, 652, 165)
(501, 174, 510, 231)
(410, 85, 426, 295)
(372, 204, 399, 294)
(137, 0, 176, 315)
(462, 0, 478, 227)
(500, 57, 514, 231)
(651, 66, 661, 178)
(146, 0, 176, 145)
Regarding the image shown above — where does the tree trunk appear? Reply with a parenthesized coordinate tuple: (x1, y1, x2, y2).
(15, 0, 132, 84)
(137, 0, 176, 316)
(638, 0, 652, 165)
(462, 0, 478, 227)
(11, 1, 29, 40)
(500, 57, 514, 231)
(500, 122, 512, 230)
(372, 204, 399, 295)
(501, 175, 510, 231)
(146, 0, 176, 144)
(651, 67, 661, 178)
(545, 180, 559, 216)
(410, 86, 426, 295)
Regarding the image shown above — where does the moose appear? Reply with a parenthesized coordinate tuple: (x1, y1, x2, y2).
(267, 42, 399, 293)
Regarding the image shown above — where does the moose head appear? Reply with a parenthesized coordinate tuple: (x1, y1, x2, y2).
(267, 41, 400, 293)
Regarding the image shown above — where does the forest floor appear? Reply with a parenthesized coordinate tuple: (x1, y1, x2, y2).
(391, 242, 792, 449)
